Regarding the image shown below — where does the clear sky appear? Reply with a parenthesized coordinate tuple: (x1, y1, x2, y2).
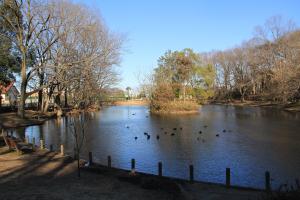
(77, 0, 300, 90)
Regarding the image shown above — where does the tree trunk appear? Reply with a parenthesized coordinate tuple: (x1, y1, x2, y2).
(38, 90, 43, 111)
(64, 88, 68, 108)
(240, 87, 245, 103)
(42, 93, 52, 113)
(77, 151, 81, 178)
(183, 85, 186, 102)
(18, 58, 27, 118)
(38, 72, 44, 111)
(0, 92, 2, 109)
(54, 94, 63, 117)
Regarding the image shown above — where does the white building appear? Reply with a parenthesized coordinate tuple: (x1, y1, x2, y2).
(0, 81, 19, 106)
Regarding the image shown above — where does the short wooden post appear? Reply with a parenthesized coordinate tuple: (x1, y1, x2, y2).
(108, 156, 111, 168)
(49, 144, 53, 152)
(40, 139, 44, 150)
(226, 168, 231, 188)
(189, 165, 194, 183)
(25, 136, 29, 143)
(32, 137, 36, 150)
(131, 158, 135, 170)
(158, 162, 162, 177)
(60, 144, 64, 156)
(89, 152, 93, 165)
(265, 171, 271, 192)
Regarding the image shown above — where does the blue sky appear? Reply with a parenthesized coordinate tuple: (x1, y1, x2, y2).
(77, 0, 300, 90)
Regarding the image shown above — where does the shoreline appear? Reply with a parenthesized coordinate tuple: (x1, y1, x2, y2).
(1, 100, 299, 129)
(150, 109, 199, 115)
(210, 100, 300, 112)
(0, 111, 56, 129)
(114, 100, 149, 106)
(0, 146, 262, 200)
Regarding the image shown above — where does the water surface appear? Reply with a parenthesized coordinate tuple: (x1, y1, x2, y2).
(15, 105, 300, 189)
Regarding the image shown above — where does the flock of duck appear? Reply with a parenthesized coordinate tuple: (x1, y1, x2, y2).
(126, 113, 231, 143)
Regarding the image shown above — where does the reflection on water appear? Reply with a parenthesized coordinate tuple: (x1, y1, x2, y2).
(10, 105, 300, 189)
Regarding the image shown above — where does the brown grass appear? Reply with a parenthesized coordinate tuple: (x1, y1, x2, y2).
(150, 100, 200, 114)
(114, 100, 149, 106)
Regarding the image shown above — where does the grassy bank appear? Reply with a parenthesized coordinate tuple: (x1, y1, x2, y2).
(150, 100, 200, 114)
(114, 99, 149, 106)
(0, 146, 262, 200)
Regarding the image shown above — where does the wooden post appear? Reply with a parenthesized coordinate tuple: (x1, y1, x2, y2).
(32, 137, 35, 150)
(189, 165, 194, 183)
(158, 162, 162, 177)
(49, 144, 53, 152)
(226, 168, 231, 188)
(108, 156, 111, 168)
(40, 139, 44, 150)
(265, 171, 271, 192)
(25, 136, 29, 144)
(131, 159, 135, 170)
(89, 152, 93, 165)
(60, 144, 64, 156)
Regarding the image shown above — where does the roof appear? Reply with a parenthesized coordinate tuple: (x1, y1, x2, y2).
(0, 81, 15, 94)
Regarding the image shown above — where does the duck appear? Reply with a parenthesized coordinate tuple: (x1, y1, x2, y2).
(180, 127, 183, 130)
(216, 134, 219, 137)
(134, 136, 138, 140)
(147, 135, 150, 140)
(171, 133, 175, 136)
(222, 129, 226, 133)
(198, 131, 202, 134)
(173, 128, 177, 131)
(156, 135, 160, 140)
(144, 132, 148, 135)
(203, 125, 208, 128)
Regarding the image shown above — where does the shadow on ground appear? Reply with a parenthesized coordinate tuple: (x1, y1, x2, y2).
(0, 147, 262, 200)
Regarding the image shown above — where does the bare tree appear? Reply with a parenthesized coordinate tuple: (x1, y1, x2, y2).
(69, 114, 87, 178)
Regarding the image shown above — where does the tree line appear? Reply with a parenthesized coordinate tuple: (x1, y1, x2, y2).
(0, 0, 123, 117)
(209, 16, 300, 103)
(147, 16, 300, 110)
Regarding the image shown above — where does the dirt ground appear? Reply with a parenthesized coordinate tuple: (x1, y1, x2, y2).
(0, 111, 56, 129)
(0, 147, 263, 200)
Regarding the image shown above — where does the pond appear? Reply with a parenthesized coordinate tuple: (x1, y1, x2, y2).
(12, 105, 300, 189)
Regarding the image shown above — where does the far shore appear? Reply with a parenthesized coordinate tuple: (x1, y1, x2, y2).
(114, 99, 150, 106)
(210, 100, 300, 112)
(1, 100, 299, 129)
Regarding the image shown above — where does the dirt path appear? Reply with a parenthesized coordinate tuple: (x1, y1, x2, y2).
(0, 147, 263, 200)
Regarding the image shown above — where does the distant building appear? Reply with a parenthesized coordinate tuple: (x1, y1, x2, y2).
(0, 81, 19, 106)
(26, 92, 39, 105)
